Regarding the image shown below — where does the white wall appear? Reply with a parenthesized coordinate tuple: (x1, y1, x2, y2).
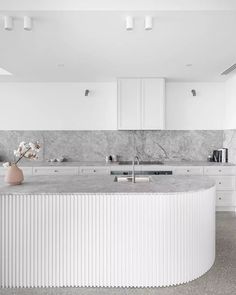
(0, 81, 228, 130)
(166, 82, 225, 130)
(0, 83, 117, 130)
(225, 75, 236, 129)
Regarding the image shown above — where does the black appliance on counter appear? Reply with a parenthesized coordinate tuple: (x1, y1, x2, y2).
(212, 148, 228, 163)
(110, 170, 173, 176)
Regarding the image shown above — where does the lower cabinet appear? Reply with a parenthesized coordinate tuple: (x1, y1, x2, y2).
(33, 167, 78, 175)
(204, 167, 236, 211)
(216, 191, 236, 208)
(208, 176, 236, 191)
(79, 166, 110, 175)
(173, 167, 203, 175)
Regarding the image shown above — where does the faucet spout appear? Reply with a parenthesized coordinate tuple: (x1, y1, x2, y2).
(132, 155, 140, 183)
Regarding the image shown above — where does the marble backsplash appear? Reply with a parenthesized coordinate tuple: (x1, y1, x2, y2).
(223, 130, 236, 164)
(0, 130, 223, 163)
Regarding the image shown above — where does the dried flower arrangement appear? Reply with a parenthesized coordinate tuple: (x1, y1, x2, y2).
(3, 141, 41, 168)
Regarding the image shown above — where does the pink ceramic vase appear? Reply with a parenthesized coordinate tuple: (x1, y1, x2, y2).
(4, 164, 24, 185)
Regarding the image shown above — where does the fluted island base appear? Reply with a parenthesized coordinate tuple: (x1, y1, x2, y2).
(0, 187, 215, 287)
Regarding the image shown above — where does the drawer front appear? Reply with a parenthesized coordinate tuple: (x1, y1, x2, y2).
(209, 176, 236, 191)
(33, 167, 78, 176)
(0, 167, 33, 175)
(216, 191, 236, 207)
(79, 167, 110, 175)
(204, 166, 236, 176)
(173, 167, 203, 175)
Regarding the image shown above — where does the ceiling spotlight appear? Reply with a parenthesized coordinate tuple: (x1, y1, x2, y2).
(24, 16, 32, 31)
(4, 16, 13, 31)
(145, 16, 152, 30)
(126, 16, 134, 31)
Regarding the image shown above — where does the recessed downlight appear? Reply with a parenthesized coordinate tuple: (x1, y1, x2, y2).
(0, 67, 12, 75)
(186, 64, 193, 67)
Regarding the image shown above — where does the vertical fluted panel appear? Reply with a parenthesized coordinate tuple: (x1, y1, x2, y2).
(0, 187, 215, 288)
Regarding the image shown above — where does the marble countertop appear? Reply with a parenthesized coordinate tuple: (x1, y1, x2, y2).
(0, 161, 235, 167)
(0, 175, 215, 194)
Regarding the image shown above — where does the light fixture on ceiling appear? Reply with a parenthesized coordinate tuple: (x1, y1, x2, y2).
(24, 16, 32, 31)
(221, 63, 236, 75)
(4, 16, 13, 30)
(126, 16, 134, 31)
(145, 16, 152, 30)
(186, 64, 193, 67)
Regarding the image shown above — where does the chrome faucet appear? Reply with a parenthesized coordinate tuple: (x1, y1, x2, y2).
(132, 156, 140, 183)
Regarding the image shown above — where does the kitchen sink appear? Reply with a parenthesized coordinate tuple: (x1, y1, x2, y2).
(114, 176, 151, 183)
(118, 160, 164, 165)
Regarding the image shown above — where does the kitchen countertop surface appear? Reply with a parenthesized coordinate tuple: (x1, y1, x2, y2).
(0, 161, 235, 167)
(0, 175, 215, 194)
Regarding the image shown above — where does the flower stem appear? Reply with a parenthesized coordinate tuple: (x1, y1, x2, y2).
(15, 147, 31, 165)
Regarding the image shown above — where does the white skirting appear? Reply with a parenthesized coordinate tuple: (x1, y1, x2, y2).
(0, 188, 215, 288)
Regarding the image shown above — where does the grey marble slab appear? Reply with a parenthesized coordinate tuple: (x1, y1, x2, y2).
(0, 130, 223, 163)
(223, 130, 236, 164)
(0, 175, 215, 194)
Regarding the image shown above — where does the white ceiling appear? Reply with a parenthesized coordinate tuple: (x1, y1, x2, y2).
(1, 0, 236, 11)
(0, 11, 236, 82)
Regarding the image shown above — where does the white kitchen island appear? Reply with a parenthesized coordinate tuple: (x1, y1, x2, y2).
(0, 175, 215, 288)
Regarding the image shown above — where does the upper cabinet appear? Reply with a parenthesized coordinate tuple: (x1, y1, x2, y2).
(117, 78, 165, 130)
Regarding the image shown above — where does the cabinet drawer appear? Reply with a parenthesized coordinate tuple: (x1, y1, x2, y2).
(209, 176, 236, 191)
(216, 191, 236, 207)
(173, 167, 203, 175)
(33, 167, 78, 176)
(0, 166, 33, 176)
(204, 166, 236, 175)
(79, 167, 110, 175)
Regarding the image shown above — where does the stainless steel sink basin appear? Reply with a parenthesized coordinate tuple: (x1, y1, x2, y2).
(114, 176, 151, 183)
(118, 161, 163, 165)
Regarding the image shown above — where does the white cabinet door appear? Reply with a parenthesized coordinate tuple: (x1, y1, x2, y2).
(216, 191, 236, 207)
(204, 166, 236, 176)
(173, 167, 203, 175)
(33, 167, 78, 175)
(142, 78, 165, 130)
(118, 78, 141, 130)
(209, 176, 236, 191)
(79, 167, 110, 175)
(117, 78, 165, 130)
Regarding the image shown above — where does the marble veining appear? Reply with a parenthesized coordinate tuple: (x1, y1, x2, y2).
(0, 175, 215, 194)
(0, 130, 223, 163)
(223, 129, 236, 164)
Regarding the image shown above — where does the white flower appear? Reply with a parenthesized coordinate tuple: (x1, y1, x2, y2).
(19, 141, 26, 148)
(3, 162, 10, 168)
(29, 141, 40, 152)
(14, 150, 21, 157)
